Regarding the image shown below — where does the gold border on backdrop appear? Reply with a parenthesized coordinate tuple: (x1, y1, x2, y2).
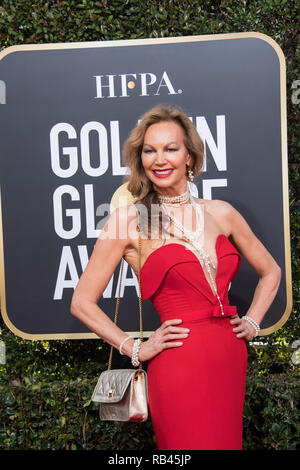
(0, 32, 292, 339)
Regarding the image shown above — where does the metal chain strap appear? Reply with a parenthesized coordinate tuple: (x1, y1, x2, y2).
(108, 235, 143, 371)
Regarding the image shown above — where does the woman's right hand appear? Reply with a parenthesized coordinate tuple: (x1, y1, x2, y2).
(138, 319, 190, 362)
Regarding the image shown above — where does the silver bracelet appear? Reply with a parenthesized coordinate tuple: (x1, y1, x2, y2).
(119, 336, 133, 355)
(241, 316, 260, 337)
(131, 339, 141, 367)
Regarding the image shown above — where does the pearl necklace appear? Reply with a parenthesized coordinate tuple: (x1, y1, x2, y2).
(160, 190, 224, 315)
(157, 189, 190, 206)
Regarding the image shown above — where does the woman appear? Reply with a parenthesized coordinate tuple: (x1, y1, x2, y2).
(71, 105, 281, 450)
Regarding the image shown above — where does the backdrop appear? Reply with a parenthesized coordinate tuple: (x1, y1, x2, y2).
(0, 32, 291, 339)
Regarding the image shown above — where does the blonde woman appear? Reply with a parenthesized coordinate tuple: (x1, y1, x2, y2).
(71, 105, 281, 450)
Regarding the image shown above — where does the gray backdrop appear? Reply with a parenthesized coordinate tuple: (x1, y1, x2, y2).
(0, 34, 291, 338)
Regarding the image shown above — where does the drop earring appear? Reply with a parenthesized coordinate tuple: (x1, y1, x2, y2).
(187, 166, 194, 182)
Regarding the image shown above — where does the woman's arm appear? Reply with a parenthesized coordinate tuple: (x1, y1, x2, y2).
(70, 206, 136, 356)
(70, 205, 189, 360)
(219, 201, 282, 340)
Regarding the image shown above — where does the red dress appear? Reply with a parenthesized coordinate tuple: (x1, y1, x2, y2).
(140, 234, 248, 450)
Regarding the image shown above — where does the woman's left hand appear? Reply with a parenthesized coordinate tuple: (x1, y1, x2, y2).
(230, 315, 256, 341)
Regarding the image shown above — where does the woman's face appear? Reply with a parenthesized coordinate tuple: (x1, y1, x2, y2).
(141, 121, 191, 196)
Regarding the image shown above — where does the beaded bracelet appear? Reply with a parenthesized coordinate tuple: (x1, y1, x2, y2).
(131, 339, 141, 367)
(241, 316, 260, 337)
(119, 336, 133, 355)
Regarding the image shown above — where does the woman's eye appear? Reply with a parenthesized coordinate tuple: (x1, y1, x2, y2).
(143, 149, 153, 154)
(167, 148, 178, 152)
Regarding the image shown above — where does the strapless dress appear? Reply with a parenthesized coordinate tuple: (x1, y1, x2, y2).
(140, 234, 248, 450)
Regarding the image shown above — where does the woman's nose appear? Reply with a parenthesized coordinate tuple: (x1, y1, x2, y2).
(155, 150, 167, 164)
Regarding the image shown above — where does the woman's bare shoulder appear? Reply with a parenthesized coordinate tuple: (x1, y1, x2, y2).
(104, 203, 139, 225)
(98, 203, 139, 243)
(195, 197, 236, 216)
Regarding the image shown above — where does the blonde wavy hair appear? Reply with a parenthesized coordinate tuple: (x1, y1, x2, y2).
(122, 104, 204, 236)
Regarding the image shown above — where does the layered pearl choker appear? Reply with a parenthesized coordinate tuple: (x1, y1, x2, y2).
(159, 188, 224, 315)
(157, 189, 190, 206)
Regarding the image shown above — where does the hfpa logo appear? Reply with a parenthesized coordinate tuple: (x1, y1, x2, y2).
(93, 72, 182, 99)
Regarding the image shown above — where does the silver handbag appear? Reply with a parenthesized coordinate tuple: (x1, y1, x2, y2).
(91, 235, 149, 422)
(91, 368, 148, 422)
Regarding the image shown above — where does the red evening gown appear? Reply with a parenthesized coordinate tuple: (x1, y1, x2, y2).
(140, 234, 248, 450)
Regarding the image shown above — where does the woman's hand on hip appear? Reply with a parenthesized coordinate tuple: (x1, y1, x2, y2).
(230, 315, 256, 341)
(138, 319, 189, 362)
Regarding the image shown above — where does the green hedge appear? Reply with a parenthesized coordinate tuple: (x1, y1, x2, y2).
(0, 321, 299, 450)
(1, 370, 299, 451)
(0, 374, 155, 450)
(0, 0, 299, 451)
